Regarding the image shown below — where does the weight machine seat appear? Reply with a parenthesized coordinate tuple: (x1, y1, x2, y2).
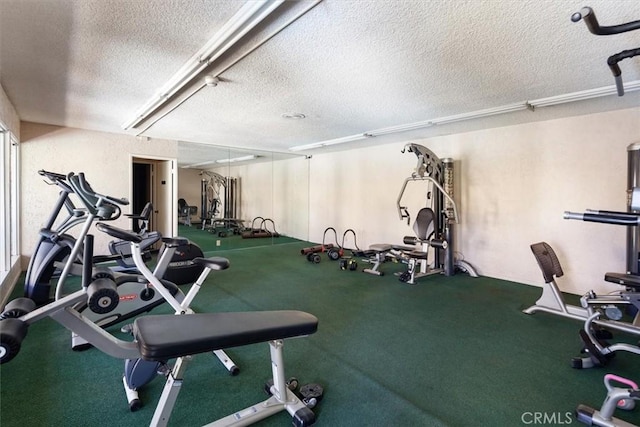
(193, 256, 230, 271)
(604, 272, 640, 291)
(133, 310, 318, 361)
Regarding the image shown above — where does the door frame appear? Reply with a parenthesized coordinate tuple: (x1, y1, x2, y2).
(130, 155, 177, 238)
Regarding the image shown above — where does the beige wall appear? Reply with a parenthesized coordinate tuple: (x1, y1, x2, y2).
(309, 107, 640, 295)
(20, 123, 178, 258)
(14, 106, 640, 297)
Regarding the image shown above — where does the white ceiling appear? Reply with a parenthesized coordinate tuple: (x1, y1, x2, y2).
(1, 0, 640, 166)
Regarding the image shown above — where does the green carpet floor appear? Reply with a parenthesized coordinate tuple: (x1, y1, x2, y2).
(175, 224, 301, 252)
(1, 238, 639, 426)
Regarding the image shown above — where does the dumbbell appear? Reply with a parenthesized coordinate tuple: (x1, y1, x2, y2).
(307, 252, 321, 263)
(326, 247, 342, 261)
(339, 257, 358, 271)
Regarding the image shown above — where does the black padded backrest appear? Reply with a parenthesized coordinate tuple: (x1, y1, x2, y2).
(140, 202, 153, 219)
(137, 202, 153, 233)
(413, 208, 435, 240)
(530, 242, 564, 283)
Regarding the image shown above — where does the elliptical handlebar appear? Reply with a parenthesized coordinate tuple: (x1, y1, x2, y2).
(67, 172, 128, 220)
(38, 169, 67, 182)
(74, 172, 129, 206)
(39, 169, 74, 194)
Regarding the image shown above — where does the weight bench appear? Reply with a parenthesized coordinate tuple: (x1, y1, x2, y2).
(134, 310, 319, 427)
(0, 294, 320, 427)
(361, 243, 414, 276)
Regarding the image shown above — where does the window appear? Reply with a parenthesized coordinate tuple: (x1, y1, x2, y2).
(0, 123, 20, 280)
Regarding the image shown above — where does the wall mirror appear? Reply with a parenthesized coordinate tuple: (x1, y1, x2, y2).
(177, 141, 309, 251)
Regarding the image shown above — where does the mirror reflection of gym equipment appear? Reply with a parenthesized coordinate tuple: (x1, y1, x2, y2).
(198, 171, 242, 236)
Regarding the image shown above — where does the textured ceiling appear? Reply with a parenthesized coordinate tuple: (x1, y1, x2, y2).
(1, 0, 640, 166)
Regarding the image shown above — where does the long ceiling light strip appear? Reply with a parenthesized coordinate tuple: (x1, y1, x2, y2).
(183, 160, 218, 169)
(216, 155, 258, 163)
(183, 155, 259, 169)
(289, 134, 369, 152)
(135, 0, 324, 137)
(122, 0, 285, 130)
(528, 79, 640, 108)
(429, 102, 530, 125)
(289, 80, 640, 152)
(364, 120, 434, 137)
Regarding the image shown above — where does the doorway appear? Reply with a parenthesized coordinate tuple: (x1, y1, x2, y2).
(132, 163, 151, 232)
(132, 157, 175, 238)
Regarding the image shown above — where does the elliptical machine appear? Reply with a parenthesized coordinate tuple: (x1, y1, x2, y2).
(25, 170, 205, 307)
(24, 170, 125, 305)
(24, 171, 240, 409)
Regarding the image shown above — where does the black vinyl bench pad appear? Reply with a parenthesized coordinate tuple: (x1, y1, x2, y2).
(605, 272, 640, 290)
(133, 311, 318, 361)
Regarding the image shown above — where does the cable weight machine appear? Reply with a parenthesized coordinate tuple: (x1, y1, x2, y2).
(627, 142, 640, 274)
(534, 143, 640, 369)
(199, 171, 241, 235)
(566, 143, 640, 274)
(394, 143, 477, 282)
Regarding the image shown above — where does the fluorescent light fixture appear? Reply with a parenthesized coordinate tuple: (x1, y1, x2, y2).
(182, 154, 258, 168)
(365, 120, 434, 137)
(182, 160, 218, 169)
(529, 79, 640, 108)
(293, 80, 640, 152)
(366, 103, 529, 136)
(122, 0, 284, 130)
(216, 155, 258, 163)
(289, 134, 370, 152)
(429, 103, 530, 125)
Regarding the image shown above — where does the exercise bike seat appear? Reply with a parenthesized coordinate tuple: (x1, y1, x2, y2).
(604, 272, 640, 291)
(133, 311, 318, 361)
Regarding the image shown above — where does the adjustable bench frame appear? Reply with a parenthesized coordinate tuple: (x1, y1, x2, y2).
(2, 288, 319, 427)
